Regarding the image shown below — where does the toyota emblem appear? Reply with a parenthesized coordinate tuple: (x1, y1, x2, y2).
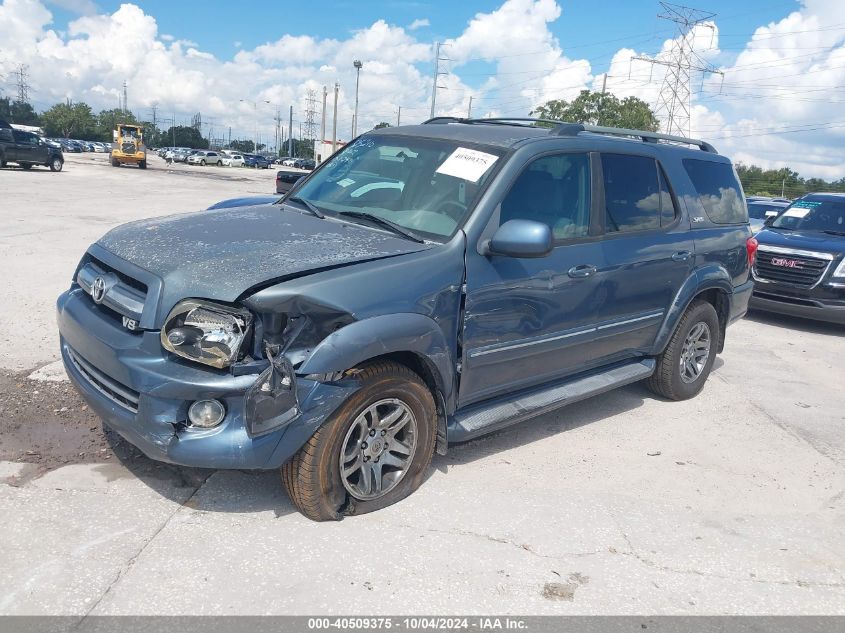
(91, 276, 107, 304)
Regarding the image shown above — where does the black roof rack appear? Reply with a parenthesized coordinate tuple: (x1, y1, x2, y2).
(420, 116, 717, 153)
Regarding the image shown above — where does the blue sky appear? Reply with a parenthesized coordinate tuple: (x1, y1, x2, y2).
(4, 0, 843, 177)
(50, 0, 804, 89)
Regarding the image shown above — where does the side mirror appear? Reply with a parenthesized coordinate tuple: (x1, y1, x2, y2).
(484, 219, 553, 258)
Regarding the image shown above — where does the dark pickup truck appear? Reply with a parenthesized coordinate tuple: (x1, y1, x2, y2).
(0, 120, 64, 171)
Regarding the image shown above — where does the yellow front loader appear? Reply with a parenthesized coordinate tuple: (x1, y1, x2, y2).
(110, 123, 147, 168)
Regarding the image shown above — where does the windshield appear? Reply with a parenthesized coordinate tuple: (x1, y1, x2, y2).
(292, 134, 504, 241)
(747, 202, 787, 220)
(771, 198, 845, 232)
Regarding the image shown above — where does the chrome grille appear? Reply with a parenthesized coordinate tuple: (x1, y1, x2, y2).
(77, 257, 146, 326)
(754, 248, 830, 288)
(67, 347, 139, 413)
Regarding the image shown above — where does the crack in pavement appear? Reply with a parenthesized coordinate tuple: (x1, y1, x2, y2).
(608, 511, 845, 591)
(419, 526, 604, 561)
(71, 470, 215, 626)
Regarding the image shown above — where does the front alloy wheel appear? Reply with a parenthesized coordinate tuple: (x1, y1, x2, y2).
(282, 361, 436, 521)
(339, 398, 418, 500)
(50, 158, 63, 172)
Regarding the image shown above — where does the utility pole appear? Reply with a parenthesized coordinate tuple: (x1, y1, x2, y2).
(467, 96, 473, 118)
(123, 80, 128, 115)
(319, 85, 327, 163)
(631, 2, 723, 137)
(288, 105, 293, 157)
(352, 60, 363, 138)
(150, 103, 158, 128)
(397, 106, 401, 127)
(601, 73, 607, 94)
(430, 42, 449, 118)
(331, 82, 339, 154)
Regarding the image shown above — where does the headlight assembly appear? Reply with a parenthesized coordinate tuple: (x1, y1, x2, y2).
(161, 299, 252, 369)
(833, 257, 845, 278)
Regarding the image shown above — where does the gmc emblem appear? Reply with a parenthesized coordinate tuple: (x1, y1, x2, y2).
(770, 257, 803, 269)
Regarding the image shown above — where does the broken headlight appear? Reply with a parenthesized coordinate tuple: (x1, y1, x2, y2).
(161, 299, 252, 369)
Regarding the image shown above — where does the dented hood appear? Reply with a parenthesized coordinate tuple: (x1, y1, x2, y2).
(97, 204, 430, 312)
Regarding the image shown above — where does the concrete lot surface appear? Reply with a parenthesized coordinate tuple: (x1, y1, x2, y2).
(1, 155, 843, 615)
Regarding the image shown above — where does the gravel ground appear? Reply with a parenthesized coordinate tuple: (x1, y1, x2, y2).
(0, 154, 843, 616)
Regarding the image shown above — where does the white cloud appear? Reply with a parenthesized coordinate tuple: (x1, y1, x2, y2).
(0, 0, 842, 177)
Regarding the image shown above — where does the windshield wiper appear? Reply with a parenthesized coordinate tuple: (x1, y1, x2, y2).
(337, 210, 425, 243)
(286, 196, 324, 219)
(823, 229, 845, 236)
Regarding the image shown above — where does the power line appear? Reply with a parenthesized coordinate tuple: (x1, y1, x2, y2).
(15, 64, 30, 103)
(632, 2, 724, 137)
(430, 41, 449, 117)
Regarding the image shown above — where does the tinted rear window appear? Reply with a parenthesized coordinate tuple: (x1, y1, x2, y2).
(682, 159, 747, 224)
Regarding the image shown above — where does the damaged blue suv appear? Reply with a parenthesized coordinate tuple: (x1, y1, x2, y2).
(57, 118, 754, 520)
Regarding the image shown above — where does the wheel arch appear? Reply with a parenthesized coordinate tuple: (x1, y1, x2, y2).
(652, 265, 734, 356)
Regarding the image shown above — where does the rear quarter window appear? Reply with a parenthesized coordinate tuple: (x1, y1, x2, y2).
(682, 159, 747, 224)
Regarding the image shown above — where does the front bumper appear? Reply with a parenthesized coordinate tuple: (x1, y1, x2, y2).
(57, 287, 357, 469)
(750, 281, 845, 325)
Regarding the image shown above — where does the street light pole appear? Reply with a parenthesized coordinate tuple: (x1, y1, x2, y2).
(353, 60, 363, 138)
(239, 98, 269, 154)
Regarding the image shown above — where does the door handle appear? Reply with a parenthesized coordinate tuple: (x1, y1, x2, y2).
(672, 250, 693, 262)
(568, 264, 598, 278)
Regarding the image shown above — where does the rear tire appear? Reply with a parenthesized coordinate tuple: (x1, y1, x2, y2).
(138, 160, 147, 169)
(49, 157, 63, 172)
(281, 361, 437, 521)
(647, 299, 719, 401)
(111, 157, 120, 167)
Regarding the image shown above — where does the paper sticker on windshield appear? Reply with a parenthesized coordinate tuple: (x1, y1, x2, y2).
(436, 147, 498, 182)
(337, 178, 355, 188)
(783, 208, 810, 219)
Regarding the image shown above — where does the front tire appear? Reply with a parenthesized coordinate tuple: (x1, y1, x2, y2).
(647, 299, 719, 401)
(49, 158, 63, 172)
(138, 160, 147, 169)
(282, 361, 437, 521)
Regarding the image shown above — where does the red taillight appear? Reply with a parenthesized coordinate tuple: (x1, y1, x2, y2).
(746, 236, 758, 266)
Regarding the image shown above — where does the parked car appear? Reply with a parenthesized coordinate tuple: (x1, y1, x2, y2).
(750, 193, 845, 324)
(57, 118, 754, 521)
(222, 154, 245, 168)
(747, 199, 790, 234)
(275, 169, 304, 194)
(275, 156, 293, 165)
(174, 149, 198, 163)
(0, 121, 64, 171)
(244, 153, 271, 169)
(187, 150, 223, 166)
(207, 195, 280, 209)
(281, 157, 298, 167)
(60, 139, 83, 153)
(298, 159, 316, 171)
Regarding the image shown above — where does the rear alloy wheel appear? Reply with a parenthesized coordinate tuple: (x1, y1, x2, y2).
(647, 299, 719, 401)
(281, 361, 437, 521)
(50, 158, 63, 172)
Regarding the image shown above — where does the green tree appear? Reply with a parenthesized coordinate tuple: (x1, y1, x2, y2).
(735, 162, 845, 198)
(96, 108, 138, 142)
(0, 97, 40, 125)
(531, 90, 659, 131)
(41, 102, 96, 138)
(164, 125, 208, 149)
(373, 121, 391, 129)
